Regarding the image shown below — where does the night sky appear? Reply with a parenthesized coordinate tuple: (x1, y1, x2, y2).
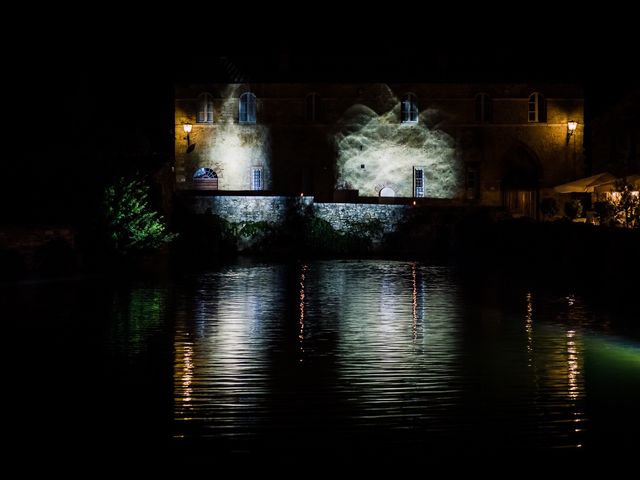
(3, 27, 636, 224)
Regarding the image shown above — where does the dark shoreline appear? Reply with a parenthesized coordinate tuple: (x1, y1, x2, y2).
(2, 219, 638, 306)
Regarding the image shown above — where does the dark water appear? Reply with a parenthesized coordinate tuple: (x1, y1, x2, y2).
(5, 260, 640, 463)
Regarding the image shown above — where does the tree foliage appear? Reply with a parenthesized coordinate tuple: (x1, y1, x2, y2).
(606, 180, 640, 228)
(102, 177, 176, 255)
(563, 199, 583, 220)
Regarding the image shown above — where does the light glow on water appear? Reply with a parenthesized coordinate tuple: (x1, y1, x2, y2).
(566, 329, 580, 401)
(8, 261, 640, 459)
(299, 264, 307, 362)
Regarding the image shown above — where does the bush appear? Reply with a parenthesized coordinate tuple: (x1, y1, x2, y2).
(564, 199, 583, 219)
(593, 201, 615, 226)
(237, 221, 277, 251)
(303, 215, 344, 253)
(606, 181, 640, 228)
(300, 215, 383, 254)
(101, 177, 176, 256)
(172, 210, 236, 263)
(238, 221, 275, 239)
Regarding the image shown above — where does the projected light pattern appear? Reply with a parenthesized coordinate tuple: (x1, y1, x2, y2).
(200, 85, 271, 191)
(335, 96, 462, 198)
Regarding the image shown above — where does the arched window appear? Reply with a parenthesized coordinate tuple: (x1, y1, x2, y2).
(197, 93, 214, 123)
(475, 93, 492, 122)
(306, 92, 320, 122)
(193, 168, 217, 179)
(528, 92, 546, 123)
(239, 92, 257, 124)
(401, 93, 419, 124)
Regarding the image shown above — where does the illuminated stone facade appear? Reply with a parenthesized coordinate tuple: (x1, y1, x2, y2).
(174, 83, 584, 216)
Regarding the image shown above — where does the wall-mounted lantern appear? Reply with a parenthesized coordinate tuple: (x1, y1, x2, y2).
(183, 123, 194, 152)
(567, 120, 577, 144)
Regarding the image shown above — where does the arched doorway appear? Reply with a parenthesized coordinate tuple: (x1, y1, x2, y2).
(501, 146, 542, 218)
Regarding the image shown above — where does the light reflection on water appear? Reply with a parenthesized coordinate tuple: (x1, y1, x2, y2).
(168, 260, 638, 454)
(7, 259, 637, 459)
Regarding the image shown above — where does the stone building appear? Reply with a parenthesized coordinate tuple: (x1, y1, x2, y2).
(174, 83, 584, 217)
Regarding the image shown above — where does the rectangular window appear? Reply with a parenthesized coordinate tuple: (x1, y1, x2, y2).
(402, 95, 419, 124)
(251, 167, 263, 191)
(475, 94, 492, 122)
(240, 93, 257, 124)
(306, 93, 319, 122)
(528, 93, 546, 123)
(466, 164, 480, 200)
(414, 167, 425, 197)
(528, 100, 537, 122)
(197, 94, 214, 124)
(197, 110, 214, 123)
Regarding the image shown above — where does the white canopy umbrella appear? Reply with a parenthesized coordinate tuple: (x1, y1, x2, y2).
(593, 174, 640, 193)
(553, 172, 617, 193)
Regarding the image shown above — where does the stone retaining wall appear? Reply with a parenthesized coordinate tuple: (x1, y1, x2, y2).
(183, 195, 313, 224)
(183, 195, 412, 232)
(313, 203, 411, 233)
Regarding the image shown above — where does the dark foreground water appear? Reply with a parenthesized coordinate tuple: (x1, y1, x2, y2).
(5, 260, 639, 463)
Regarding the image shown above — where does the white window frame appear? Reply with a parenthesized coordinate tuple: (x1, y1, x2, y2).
(197, 93, 214, 123)
(413, 166, 425, 197)
(251, 167, 263, 191)
(528, 92, 545, 123)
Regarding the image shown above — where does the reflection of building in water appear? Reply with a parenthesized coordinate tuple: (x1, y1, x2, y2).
(525, 292, 534, 367)
(376, 263, 414, 337)
(311, 261, 432, 345)
(562, 294, 586, 406)
(175, 343, 194, 409)
(523, 292, 586, 448)
(411, 262, 419, 341)
(298, 264, 307, 362)
(566, 329, 581, 401)
(309, 261, 461, 425)
(173, 265, 283, 433)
